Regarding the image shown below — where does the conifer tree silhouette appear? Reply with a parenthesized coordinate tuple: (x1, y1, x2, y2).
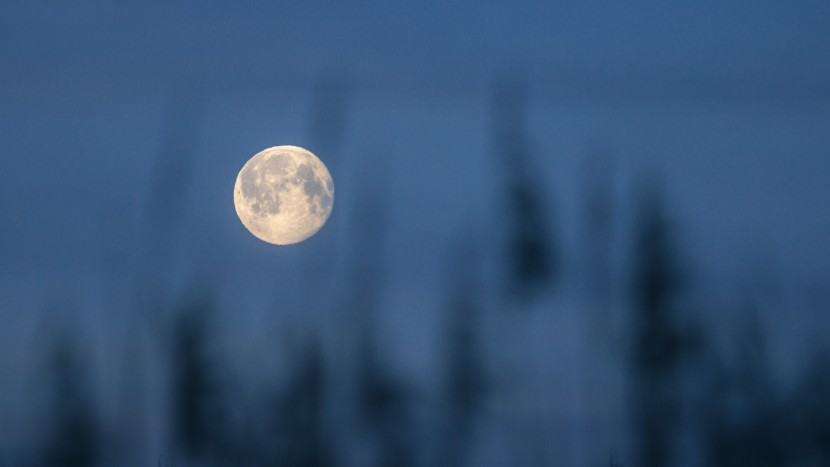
(490, 80, 556, 300)
(628, 181, 686, 467)
(39, 331, 100, 467)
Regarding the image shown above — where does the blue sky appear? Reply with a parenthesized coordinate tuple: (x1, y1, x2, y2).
(1, 1, 829, 463)
(2, 0, 828, 275)
(2, 0, 829, 364)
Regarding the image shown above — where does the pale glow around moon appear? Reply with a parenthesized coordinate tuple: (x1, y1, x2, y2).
(234, 146, 334, 245)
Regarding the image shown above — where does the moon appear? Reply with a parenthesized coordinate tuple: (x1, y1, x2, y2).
(234, 146, 334, 245)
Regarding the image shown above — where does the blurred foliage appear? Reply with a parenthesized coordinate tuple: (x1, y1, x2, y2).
(491, 80, 557, 300)
(14, 79, 830, 467)
(38, 331, 100, 467)
(628, 181, 690, 467)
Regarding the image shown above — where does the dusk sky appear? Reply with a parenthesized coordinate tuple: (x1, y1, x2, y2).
(2, 2, 829, 466)
(2, 1, 829, 287)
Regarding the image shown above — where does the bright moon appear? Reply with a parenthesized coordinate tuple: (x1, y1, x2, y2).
(234, 146, 334, 245)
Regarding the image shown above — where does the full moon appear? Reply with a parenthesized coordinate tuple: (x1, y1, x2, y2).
(234, 146, 334, 245)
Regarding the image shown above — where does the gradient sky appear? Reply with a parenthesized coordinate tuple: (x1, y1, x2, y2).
(2, 2, 830, 463)
(2, 0, 829, 291)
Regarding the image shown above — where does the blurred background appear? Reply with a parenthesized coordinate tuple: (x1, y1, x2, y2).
(2, 1, 830, 466)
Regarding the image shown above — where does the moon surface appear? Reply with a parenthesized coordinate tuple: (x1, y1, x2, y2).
(234, 146, 334, 245)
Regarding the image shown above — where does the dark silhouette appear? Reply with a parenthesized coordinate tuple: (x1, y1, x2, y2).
(699, 303, 830, 466)
(792, 350, 830, 464)
(355, 329, 413, 467)
(700, 305, 785, 467)
(436, 233, 488, 467)
(627, 180, 693, 467)
(38, 330, 100, 467)
(169, 298, 228, 465)
(346, 156, 414, 467)
(491, 80, 556, 300)
(272, 339, 335, 467)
